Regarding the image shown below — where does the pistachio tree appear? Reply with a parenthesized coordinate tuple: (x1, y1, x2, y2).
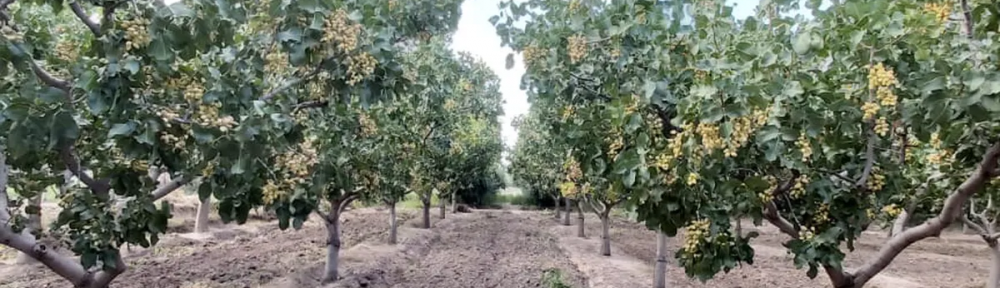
(500, 0, 1000, 287)
(0, 0, 460, 287)
(509, 108, 566, 218)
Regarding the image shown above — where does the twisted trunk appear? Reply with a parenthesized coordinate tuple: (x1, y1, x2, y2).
(194, 197, 211, 233)
(654, 231, 669, 288)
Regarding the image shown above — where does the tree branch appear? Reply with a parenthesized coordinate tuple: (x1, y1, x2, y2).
(292, 100, 329, 112)
(964, 216, 989, 235)
(150, 176, 191, 201)
(961, 0, 974, 39)
(69, 2, 100, 36)
(892, 174, 943, 236)
(59, 145, 111, 197)
(855, 128, 877, 191)
(0, 145, 9, 223)
(337, 193, 361, 215)
(850, 141, 1000, 286)
(763, 171, 801, 238)
(259, 68, 322, 101)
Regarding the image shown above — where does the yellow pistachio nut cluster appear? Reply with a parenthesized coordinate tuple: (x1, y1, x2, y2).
(196, 103, 238, 132)
(758, 175, 777, 203)
(121, 18, 152, 52)
(798, 226, 816, 241)
(388, 0, 399, 10)
(264, 140, 320, 205)
(608, 135, 624, 159)
(264, 49, 289, 75)
(55, 39, 79, 62)
(686, 172, 700, 186)
(559, 181, 578, 197)
(813, 204, 830, 225)
(347, 52, 377, 86)
(568, 0, 581, 12)
(262, 180, 282, 205)
(683, 219, 711, 255)
(796, 134, 813, 161)
(323, 9, 362, 53)
(791, 175, 809, 198)
(159, 133, 188, 150)
(924, 1, 952, 24)
(867, 167, 886, 191)
(874, 117, 890, 136)
(522, 45, 543, 68)
(881, 203, 902, 218)
(0, 24, 23, 42)
(564, 157, 582, 181)
(724, 108, 769, 158)
(696, 122, 723, 152)
(359, 112, 378, 137)
(863, 63, 897, 121)
(567, 34, 587, 64)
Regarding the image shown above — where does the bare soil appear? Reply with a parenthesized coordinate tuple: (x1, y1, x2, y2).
(0, 197, 992, 288)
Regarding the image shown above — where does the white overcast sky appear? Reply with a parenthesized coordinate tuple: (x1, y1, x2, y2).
(449, 0, 827, 153)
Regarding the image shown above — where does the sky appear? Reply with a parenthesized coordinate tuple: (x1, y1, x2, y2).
(449, 0, 827, 163)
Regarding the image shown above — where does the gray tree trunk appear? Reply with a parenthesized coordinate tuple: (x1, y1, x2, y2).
(451, 194, 457, 213)
(553, 196, 561, 219)
(15, 195, 42, 264)
(562, 197, 571, 226)
(322, 210, 342, 284)
(421, 198, 431, 229)
(439, 196, 446, 219)
(734, 217, 742, 237)
(576, 201, 585, 238)
(600, 214, 611, 256)
(194, 197, 211, 233)
(990, 245, 1000, 288)
(654, 231, 669, 288)
(388, 202, 398, 244)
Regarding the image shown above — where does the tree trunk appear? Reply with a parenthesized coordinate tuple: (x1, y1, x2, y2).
(194, 197, 211, 233)
(553, 196, 561, 219)
(576, 200, 585, 238)
(734, 216, 742, 237)
(654, 231, 669, 288)
(439, 195, 446, 219)
(562, 197, 571, 226)
(990, 245, 1000, 288)
(451, 194, 457, 213)
(388, 202, 398, 245)
(600, 214, 611, 256)
(322, 211, 342, 284)
(421, 198, 431, 229)
(16, 195, 42, 264)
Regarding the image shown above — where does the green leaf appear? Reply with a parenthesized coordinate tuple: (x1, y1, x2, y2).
(149, 39, 173, 61)
(983, 96, 1000, 112)
(623, 170, 636, 187)
(108, 122, 137, 138)
(37, 87, 65, 104)
(167, 2, 196, 18)
(278, 28, 303, 43)
(49, 111, 80, 149)
(792, 32, 811, 54)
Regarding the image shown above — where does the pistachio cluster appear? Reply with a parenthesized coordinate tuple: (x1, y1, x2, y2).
(522, 45, 543, 68)
(686, 172, 700, 186)
(924, 1, 952, 24)
(558, 181, 578, 197)
(874, 117, 890, 136)
(323, 9, 362, 53)
(568, 0, 581, 12)
(654, 122, 693, 172)
(607, 132, 624, 159)
(121, 18, 152, 52)
(758, 175, 777, 203)
(264, 140, 321, 205)
(881, 204, 902, 218)
(813, 204, 830, 225)
(55, 39, 79, 62)
(347, 52, 377, 86)
(925, 132, 950, 165)
(444, 99, 457, 111)
(695, 122, 722, 151)
(0, 24, 22, 42)
(159, 131, 188, 150)
(867, 167, 886, 191)
(264, 49, 289, 75)
(683, 219, 710, 255)
(864, 63, 898, 137)
(165, 75, 205, 104)
(359, 112, 378, 137)
(724, 108, 769, 158)
(798, 226, 816, 241)
(790, 175, 809, 198)
(196, 103, 238, 132)
(567, 34, 587, 64)
(796, 134, 812, 162)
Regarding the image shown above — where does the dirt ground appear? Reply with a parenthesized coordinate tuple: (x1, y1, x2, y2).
(0, 196, 994, 288)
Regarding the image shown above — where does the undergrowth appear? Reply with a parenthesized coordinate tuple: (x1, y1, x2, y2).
(542, 268, 571, 288)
